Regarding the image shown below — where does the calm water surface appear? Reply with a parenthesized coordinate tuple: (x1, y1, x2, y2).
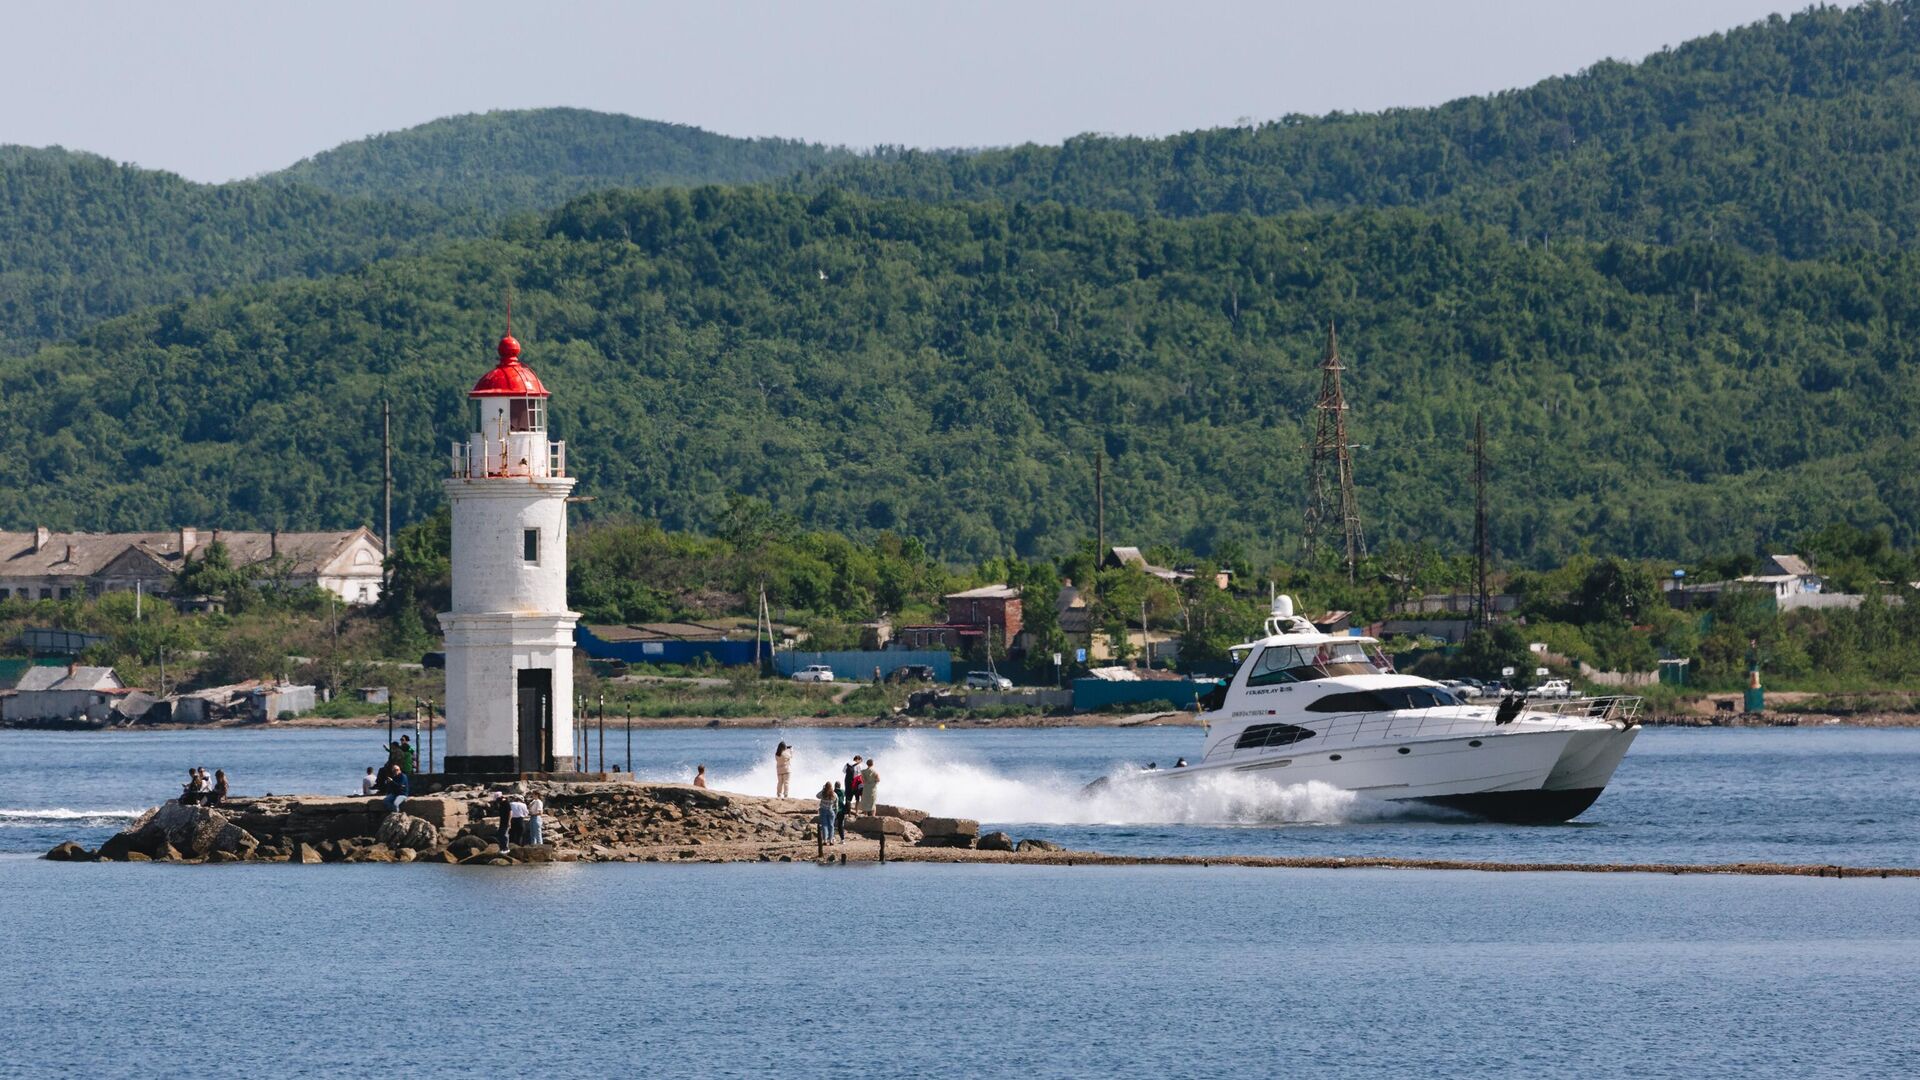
(2, 726, 1916, 1077)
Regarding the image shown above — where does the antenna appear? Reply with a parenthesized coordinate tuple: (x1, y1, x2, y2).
(1300, 321, 1367, 580)
(1473, 413, 1490, 632)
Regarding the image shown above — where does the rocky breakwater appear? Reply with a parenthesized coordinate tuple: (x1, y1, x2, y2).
(45, 783, 1078, 866)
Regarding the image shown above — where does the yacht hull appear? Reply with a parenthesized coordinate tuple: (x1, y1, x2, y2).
(1402, 786, 1604, 824)
(1111, 724, 1637, 824)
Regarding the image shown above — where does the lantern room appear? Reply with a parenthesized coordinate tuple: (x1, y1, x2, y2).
(454, 333, 567, 480)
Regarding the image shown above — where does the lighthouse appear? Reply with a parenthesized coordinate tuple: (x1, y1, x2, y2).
(439, 326, 579, 775)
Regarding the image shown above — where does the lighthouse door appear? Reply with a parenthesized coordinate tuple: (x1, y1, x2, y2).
(515, 669, 553, 772)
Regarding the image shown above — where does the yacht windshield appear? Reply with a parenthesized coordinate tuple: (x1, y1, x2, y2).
(1245, 641, 1380, 686)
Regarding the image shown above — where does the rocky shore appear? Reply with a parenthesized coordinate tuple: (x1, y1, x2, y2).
(41, 782, 1920, 878)
(41, 782, 1047, 867)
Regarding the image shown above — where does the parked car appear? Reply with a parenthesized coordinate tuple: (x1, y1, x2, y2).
(791, 664, 836, 683)
(963, 671, 1013, 691)
(1441, 678, 1483, 699)
(887, 664, 936, 684)
(1527, 679, 1574, 700)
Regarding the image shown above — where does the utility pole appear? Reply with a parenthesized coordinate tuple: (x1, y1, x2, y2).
(382, 399, 393, 589)
(1301, 321, 1367, 581)
(1473, 413, 1491, 632)
(1140, 598, 1151, 669)
(1094, 448, 1106, 565)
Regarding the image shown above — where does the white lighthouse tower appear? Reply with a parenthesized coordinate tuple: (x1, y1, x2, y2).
(439, 325, 579, 775)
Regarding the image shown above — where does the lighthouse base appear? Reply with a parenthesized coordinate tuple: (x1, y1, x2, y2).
(441, 754, 577, 777)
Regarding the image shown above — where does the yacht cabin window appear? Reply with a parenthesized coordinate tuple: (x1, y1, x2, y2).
(1245, 641, 1379, 686)
(1233, 723, 1318, 750)
(1305, 686, 1461, 713)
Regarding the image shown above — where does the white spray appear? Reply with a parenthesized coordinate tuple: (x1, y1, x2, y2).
(685, 732, 1429, 827)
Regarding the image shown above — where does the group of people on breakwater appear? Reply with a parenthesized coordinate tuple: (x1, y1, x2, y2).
(178, 767, 227, 807)
(815, 751, 880, 845)
(491, 790, 546, 847)
(358, 736, 417, 811)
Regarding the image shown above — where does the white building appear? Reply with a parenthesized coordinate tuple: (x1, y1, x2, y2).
(0, 527, 384, 605)
(438, 328, 579, 775)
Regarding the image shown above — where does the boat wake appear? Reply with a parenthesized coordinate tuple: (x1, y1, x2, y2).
(0, 807, 144, 827)
(696, 733, 1450, 827)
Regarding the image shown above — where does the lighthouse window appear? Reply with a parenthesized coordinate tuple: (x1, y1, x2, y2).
(522, 528, 540, 563)
(509, 398, 545, 433)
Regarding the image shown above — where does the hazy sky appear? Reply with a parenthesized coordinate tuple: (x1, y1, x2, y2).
(7, 0, 1832, 183)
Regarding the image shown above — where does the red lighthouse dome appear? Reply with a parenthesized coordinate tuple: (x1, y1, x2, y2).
(470, 333, 550, 398)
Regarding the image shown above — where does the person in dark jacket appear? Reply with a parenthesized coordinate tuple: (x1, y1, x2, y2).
(180, 768, 202, 806)
(496, 794, 513, 850)
(378, 765, 409, 812)
(208, 769, 229, 808)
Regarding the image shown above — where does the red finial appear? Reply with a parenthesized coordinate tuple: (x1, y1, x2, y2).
(498, 290, 519, 361)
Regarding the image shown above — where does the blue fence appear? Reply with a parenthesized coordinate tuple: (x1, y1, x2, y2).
(775, 650, 952, 683)
(574, 626, 759, 667)
(1072, 677, 1207, 712)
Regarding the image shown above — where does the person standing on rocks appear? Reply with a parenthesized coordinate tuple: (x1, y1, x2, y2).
(844, 756, 862, 804)
(508, 794, 530, 845)
(495, 793, 513, 850)
(817, 782, 840, 845)
(774, 743, 793, 798)
(859, 760, 878, 815)
(693, 765, 709, 789)
(526, 793, 545, 846)
(398, 735, 416, 774)
(833, 781, 850, 841)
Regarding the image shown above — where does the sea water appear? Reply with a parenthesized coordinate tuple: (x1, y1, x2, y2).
(5, 725, 1918, 865)
(3, 726, 1917, 1078)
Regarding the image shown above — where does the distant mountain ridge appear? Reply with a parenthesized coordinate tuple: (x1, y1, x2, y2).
(268, 108, 856, 215)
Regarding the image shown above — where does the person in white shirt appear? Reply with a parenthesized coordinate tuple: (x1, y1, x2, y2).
(508, 795, 530, 846)
(360, 767, 378, 796)
(526, 794, 545, 846)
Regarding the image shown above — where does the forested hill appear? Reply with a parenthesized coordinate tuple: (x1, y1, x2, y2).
(806, 2, 1920, 259)
(0, 114, 853, 355)
(270, 109, 855, 215)
(4, 187, 1917, 563)
(0, 147, 477, 355)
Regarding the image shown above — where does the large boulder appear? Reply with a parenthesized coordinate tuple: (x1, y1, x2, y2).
(915, 835, 975, 849)
(375, 812, 441, 852)
(1016, 838, 1063, 852)
(918, 817, 980, 840)
(44, 841, 93, 862)
(977, 831, 1015, 852)
(291, 842, 323, 864)
(150, 802, 258, 858)
(873, 804, 929, 823)
(847, 815, 923, 843)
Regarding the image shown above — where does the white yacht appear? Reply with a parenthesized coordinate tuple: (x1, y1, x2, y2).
(1109, 596, 1640, 823)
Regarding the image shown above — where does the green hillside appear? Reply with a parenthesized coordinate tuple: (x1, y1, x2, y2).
(0, 146, 473, 356)
(809, 2, 1920, 258)
(4, 187, 1916, 563)
(0, 113, 852, 356)
(271, 108, 854, 215)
